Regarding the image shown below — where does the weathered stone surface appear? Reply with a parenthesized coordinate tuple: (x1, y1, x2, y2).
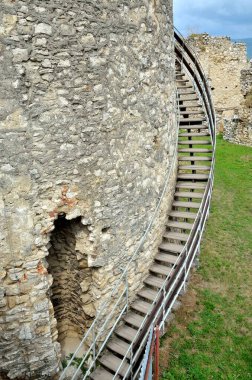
(81, 34, 96, 46)
(12, 48, 29, 63)
(187, 34, 247, 112)
(187, 33, 252, 146)
(34, 23, 52, 35)
(0, 14, 17, 36)
(0, 1, 177, 379)
(0, 109, 28, 130)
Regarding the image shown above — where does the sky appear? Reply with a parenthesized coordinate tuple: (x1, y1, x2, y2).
(174, 0, 252, 39)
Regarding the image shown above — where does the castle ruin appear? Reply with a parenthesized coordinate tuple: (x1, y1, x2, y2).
(0, 1, 177, 379)
(187, 33, 252, 146)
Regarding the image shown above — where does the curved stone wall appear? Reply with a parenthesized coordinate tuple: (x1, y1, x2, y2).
(0, 0, 177, 378)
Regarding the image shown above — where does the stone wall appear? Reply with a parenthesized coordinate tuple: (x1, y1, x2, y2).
(186, 34, 252, 146)
(223, 66, 252, 146)
(241, 66, 252, 95)
(0, 1, 177, 379)
(47, 216, 94, 357)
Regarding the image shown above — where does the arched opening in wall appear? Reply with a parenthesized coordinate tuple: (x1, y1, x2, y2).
(47, 214, 95, 358)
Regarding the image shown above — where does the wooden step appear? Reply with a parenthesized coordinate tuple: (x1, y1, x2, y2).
(173, 201, 200, 209)
(170, 211, 197, 219)
(159, 242, 184, 253)
(179, 124, 208, 130)
(131, 300, 152, 315)
(166, 220, 193, 230)
(163, 231, 189, 241)
(179, 118, 205, 124)
(179, 95, 198, 101)
(124, 312, 145, 329)
(178, 156, 212, 161)
(116, 325, 138, 342)
(90, 367, 120, 380)
(178, 148, 212, 153)
(180, 110, 204, 115)
(150, 264, 173, 276)
(174, 191, 204, 199)
(177, 173, 209, 180)
(176, 79, 189, 83)
(179, 104, 201, 109)
(178, 90, 195, 95)
(178, 91, 195, 95)
(176, 182, 206, 190)
(138, 287, 159, 302)
(144, 275, 164, 289)
(179, 131, 210, 137)
(107, 337, 131, 358)
(179, 165, 210, 171)
(99, 353, 129, 377)
(179, 140, 211, 145)
(176, 85, 190, 89)
(155, 253, 178, 264)
(177, 85, 193, 90)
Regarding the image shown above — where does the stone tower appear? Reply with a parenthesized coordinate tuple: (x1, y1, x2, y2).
(0, 1, 177, 378)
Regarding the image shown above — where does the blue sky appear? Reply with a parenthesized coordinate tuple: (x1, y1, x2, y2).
(174, 0, 252, 39)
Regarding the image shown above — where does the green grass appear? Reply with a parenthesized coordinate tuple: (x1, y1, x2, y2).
(160, 136, 252, 380)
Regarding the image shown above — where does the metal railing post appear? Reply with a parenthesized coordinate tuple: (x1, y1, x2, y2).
(130, 346, 134, 380)
(125, 271, 129, 312)
(184, 247, 188, 291)
(92, 325, 96, 369)
(154, 326, 160, 380)
(162, 287, 166, 333)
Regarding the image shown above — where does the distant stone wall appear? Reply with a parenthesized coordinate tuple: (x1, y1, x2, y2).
(187, 34, 247, 112)
(0, 0, 177, 379)
(223, 66, 252, 146)
(187, 34, 252, 146)
(241, 67, 252, 95)
(223, 116, 252, 146)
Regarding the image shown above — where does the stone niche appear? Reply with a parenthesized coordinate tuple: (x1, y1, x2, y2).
(0, 0, 177, 379)
(47, 215, 94, 357)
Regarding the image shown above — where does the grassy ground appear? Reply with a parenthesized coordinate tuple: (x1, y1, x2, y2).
(160, 136, 252, 380)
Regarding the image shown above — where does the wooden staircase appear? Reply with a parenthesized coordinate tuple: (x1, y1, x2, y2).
(59, 29, 216, 380)
(88, 68, 214, 380)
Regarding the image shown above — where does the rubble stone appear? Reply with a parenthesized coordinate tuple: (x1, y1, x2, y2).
(0, 1, 177, 378)
(187, 34, 252, 146)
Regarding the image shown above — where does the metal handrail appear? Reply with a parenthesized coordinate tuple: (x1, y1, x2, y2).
(174, 28, 215, 119)
(61, 28, 216, 380)
(109, 30, 216, 379)
(130, 29, 216, 378)
(174, 28, 216, 144)
(109, 175, 215, 380)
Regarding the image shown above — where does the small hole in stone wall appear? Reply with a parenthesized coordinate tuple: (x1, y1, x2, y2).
(101, 226, 110, 234)
(47, 214, 93, 358)
(211, 87, 215, 91)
